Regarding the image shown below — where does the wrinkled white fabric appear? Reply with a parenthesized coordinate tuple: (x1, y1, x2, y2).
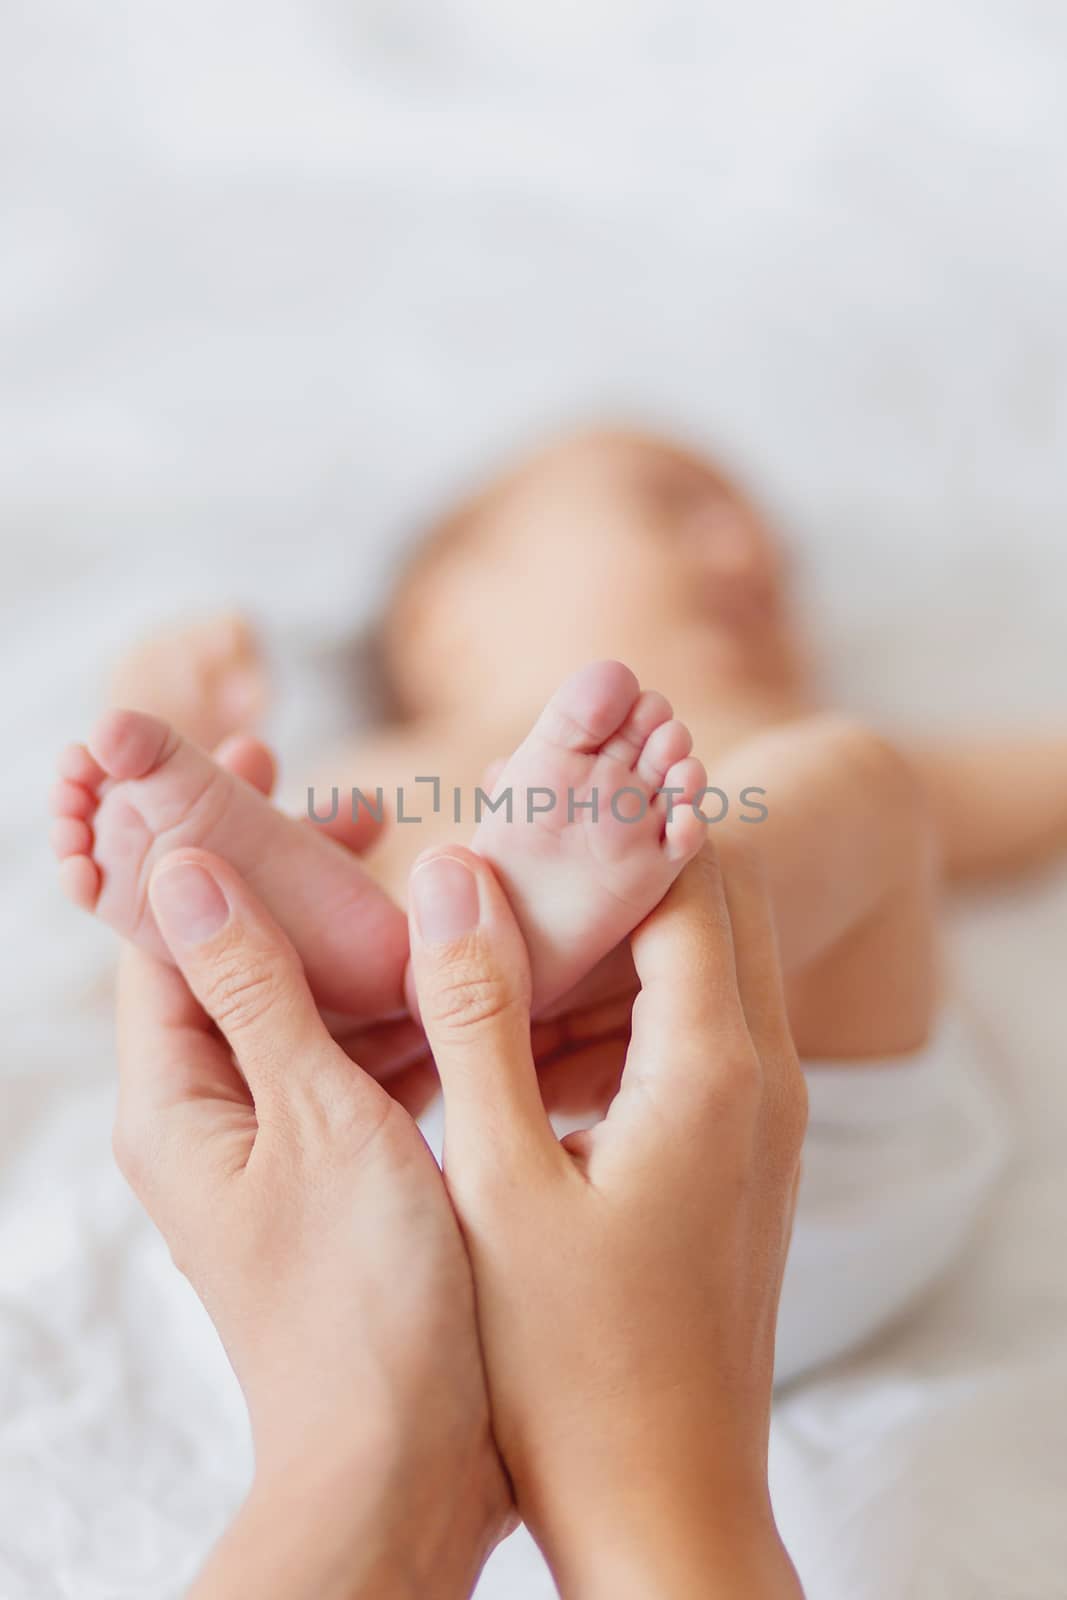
(777, 1010, 1008, 1386)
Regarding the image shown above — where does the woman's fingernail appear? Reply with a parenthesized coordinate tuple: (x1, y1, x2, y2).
(411, 855, 480, 944)
(151, 862, 230, 945)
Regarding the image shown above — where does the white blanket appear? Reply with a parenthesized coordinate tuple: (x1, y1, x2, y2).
(2, 3, 1066, 1594)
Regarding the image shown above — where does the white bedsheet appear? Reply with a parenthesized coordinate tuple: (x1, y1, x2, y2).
(2, 3, 1066, 1595)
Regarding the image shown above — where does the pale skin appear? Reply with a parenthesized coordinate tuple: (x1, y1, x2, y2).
(50, 658, 713, 1048)
(409, 841, 808, 1598)
(75, 429, 1067, 1082)
(49, 667, 936, 1099)
(117, 850, 510, 1600)
(116, 839, 806, 1598)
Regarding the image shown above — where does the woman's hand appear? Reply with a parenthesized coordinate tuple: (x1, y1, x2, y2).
(408, 843, 808, 1599)
(115, 849, 511, 1600)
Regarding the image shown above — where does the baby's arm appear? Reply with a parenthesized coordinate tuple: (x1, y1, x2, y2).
(712, 716, 939, 1062)
(908, 736, 1067, 883)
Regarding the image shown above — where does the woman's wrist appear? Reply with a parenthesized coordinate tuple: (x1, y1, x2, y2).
(559, 1527, 802, 1600)
(191, 1442, 505, 1600)
(547, 1503, 802, 1600)
(532, 1455, 802, 1600)
(190, 1478, 387, 1600)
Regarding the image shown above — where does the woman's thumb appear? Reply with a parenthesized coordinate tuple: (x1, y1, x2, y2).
(407, 849, 555, 1172)
(148, 848, 345, 1108)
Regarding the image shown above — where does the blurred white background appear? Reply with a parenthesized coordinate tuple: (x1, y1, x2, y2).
(1, 3, 1065, 1596)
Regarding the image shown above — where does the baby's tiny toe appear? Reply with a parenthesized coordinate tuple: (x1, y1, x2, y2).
(665, 755, 708, 807)
(90, 709, 175, 781)
(662, 756, 710, 862)
(600, 689, 673, 767)
(58, 853, 102, 910)
(50, 779, 96, 820)
(637, 719, 693, 790)
(57, 743, 105, 790)
(51, 816, 93, 860)
(536, 661, 641, 753)
(214, 734, 277, 795)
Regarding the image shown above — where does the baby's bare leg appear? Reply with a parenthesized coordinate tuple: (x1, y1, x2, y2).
(713, 717, 939, 1061)
(110, 613, 267, 750)
(909, 736, 1067, 882)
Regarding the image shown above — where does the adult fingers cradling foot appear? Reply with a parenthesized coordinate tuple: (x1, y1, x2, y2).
(115, 848, 510, 1599)
(409, 842, 807, 1600)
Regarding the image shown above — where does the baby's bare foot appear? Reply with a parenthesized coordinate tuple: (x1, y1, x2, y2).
(471, 661, 707, 1010)
(110, 613, 267, 751)
(50, 711, 408, 1017)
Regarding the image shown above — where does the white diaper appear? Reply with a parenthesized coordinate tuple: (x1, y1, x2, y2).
(775, 1008, 1009, 1385)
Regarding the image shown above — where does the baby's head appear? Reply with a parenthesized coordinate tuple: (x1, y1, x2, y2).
(379, 428, 807, 725)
